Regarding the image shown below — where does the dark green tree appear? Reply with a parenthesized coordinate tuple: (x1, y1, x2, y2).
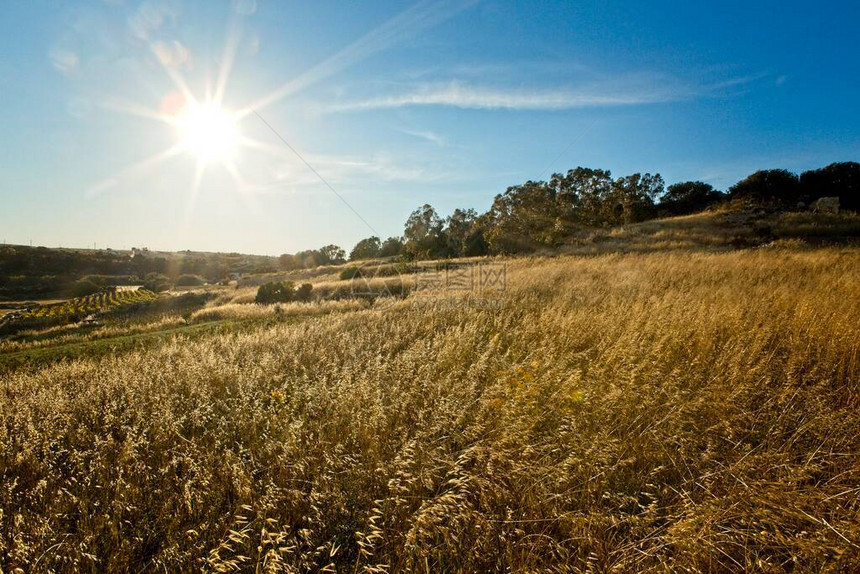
(404, 204, 445, 259)
(659, 181, 724, 215)
(484, 181, 561, 254)
(349, 236, 381, 261)
(379, 236, 405, 258)
(729, 169, 800, 205)
(800, 162, 860, 211)
(444, 208, 488, 257)
(607, 173, 664, 224)
(318, 245, 346, 265)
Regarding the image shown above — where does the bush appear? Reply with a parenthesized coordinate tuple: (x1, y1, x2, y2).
(71, 279, 101, 297)
(339, 267, 363, 280)
(174, 274, 205, 287)
(143, 273, 170, 293)
(295, 283, 313, 302)
(255, 281, 296, 304)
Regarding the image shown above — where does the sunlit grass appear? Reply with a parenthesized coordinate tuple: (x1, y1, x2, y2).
(1, 247, 858, 571)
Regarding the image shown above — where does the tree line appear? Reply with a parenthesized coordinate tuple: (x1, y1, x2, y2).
(275, 160, 858, 265)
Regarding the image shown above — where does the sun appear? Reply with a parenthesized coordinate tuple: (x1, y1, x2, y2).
(175, 101, 240, 163)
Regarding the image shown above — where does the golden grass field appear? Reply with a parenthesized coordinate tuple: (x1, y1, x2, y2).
(1, 246, 859, 572)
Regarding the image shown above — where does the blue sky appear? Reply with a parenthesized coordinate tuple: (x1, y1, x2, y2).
(1, 0, 858, 255)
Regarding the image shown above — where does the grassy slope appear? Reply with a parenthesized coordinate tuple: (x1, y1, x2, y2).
(1, 245, 859, 572)
(557, 208, 860, 255)
(0, 319, 242, 372)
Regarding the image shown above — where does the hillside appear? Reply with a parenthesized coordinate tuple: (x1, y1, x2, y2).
(557, 207, 860, 255)
(1, 237, 859, 570)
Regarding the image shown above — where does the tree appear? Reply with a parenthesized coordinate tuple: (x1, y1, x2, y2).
(444, 208, 488, 257)
(379, 236, 405, 258)
(294, 250, 322, 269)
(485, 181, 561, 254)
(349, 236, 381, 261)
(607, 173, 663, 224)
(278, 253, 298, 271)
(729, 169, 800, 205)
(659, 181, 724, 215)
(551, 167, 614, 228)
(255, 281, 296, 304)
(318, 245, 346, 265)
(800, 162, 860, 211)
(404, 204, 445, 259)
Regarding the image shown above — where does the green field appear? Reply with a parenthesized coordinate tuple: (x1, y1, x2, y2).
(15, 288, 157, 320)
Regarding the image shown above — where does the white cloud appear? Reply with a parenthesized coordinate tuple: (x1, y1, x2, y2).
(244, 0, 480, 114)
(49, 49, 79, 74)
(328, 79, 688, 112)
(327, 73, 766, 113)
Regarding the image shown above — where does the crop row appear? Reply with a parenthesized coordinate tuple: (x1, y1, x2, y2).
(19, 289, 158, 320)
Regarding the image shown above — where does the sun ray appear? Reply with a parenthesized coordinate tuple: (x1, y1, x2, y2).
(214, 27, 242, 106)
(149, 43, 198, 106)
(224, 160, 250, 193)
(236, 135, 296, 158)
(237, 0, 478, 119)
(86, 143, 184, 199)
(182, 160, 207, 230)
(224, 160, 272, 227)
(101, 97, 177, 125)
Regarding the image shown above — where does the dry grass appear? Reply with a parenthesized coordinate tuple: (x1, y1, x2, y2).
(188, 299, 369, 322)
(0, 315, 188, 354)
(559, 209, 860, 256)
(1, 248, 859, 572)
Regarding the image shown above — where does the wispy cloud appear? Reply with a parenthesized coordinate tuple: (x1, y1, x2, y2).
(238, 152, 446, 195)
(49, 48, 79, 74)
(327, 73, 765, 113)
(241, 0, 480, 116)
(399, 129, 446, 146)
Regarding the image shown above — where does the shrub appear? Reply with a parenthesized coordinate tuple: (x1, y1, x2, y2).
(339, 267, 363, 280)
(255, 281, 296, 304)
(71, 279, 101, 297)
(295, 283, 313, 302)
(174, 274, 205, 287)
(143, 273, 170, 293)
